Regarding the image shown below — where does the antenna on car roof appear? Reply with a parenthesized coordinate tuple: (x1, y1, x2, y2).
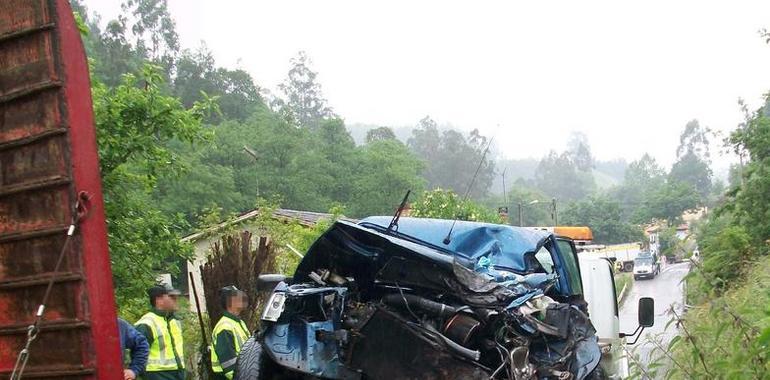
(387, 190, 411, 233)
(443, 136, 495, 245)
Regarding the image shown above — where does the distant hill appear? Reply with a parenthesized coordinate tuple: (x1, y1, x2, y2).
(346, 122, 628, 195)
(490, 158, 627, 194)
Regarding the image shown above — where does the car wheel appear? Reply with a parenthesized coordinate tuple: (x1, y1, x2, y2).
(234, 336, 306, 380)
(586, 364, 607, 380)
(623, 262, 633, 272)
(633, 275, 639, 280)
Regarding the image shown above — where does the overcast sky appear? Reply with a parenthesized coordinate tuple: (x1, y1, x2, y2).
(85, 0, 770, 169)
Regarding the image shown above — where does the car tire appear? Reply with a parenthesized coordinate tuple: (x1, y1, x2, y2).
(623, 262, 633, 272)
(587, 364, 607, 380)
(234, 336, 268, 380)
(235, 336, 307, 380)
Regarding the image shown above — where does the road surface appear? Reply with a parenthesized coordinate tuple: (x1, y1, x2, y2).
(618, 262, 690, 373)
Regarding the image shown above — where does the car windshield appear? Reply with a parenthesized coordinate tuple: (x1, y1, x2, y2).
(635, 257, 654, 265)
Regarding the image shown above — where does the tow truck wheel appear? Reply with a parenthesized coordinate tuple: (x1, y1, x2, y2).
(234, 336, 304, 380)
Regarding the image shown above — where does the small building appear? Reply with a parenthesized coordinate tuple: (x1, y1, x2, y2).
(644, 224, 661, 255)
(180, 208, 354, 311)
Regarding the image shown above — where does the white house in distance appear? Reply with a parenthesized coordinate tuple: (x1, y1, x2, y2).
(180, 208, 352, 312)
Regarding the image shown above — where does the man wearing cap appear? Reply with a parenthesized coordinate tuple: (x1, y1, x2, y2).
(211, 286, 250, 380)
(135, 284, 185, 380)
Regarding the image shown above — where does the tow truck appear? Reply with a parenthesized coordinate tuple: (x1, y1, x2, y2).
(0, 1, 122, 378)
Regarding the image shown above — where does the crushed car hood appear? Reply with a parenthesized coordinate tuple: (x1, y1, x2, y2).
(359, 216, 551, 272)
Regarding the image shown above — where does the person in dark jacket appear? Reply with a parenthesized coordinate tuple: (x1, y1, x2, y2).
(210, 286, 250, 379)
(118, 318, 149, 380)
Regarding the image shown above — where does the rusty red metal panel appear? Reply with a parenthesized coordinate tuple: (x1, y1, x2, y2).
(55, 0, 123, 375)
(0, 0, 121, 379)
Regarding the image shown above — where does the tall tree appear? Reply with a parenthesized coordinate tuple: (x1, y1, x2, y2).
(348, 139, 426, 216)
(366, 126, 397, 143)
(669, 150, 713, 200)
(676, 119, 711, 160)
(407, 117, 495, 198)
(561, 196, 643, 244)
(567, 131, 594, 172)
(727, 95, 770, 248)
(173, 46, 262, 122)
(121, 0, 180, 73)
(93, 65, 214, 303)
(276, 51, 335, 129)
(669, 119, 713, 199)
(615, 153, 666, 220)
(534, 151, 594, 201)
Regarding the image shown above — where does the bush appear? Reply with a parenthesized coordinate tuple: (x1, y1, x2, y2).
(411, 189, 504, 223)
(668, 255, 770, 379)
(686, 214, 753, 303)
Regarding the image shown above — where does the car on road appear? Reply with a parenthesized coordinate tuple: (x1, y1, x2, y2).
(632, 255, 660, 280)
(236, 217, 607, 379)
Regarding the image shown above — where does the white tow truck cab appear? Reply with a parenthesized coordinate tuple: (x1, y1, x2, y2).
(579, 257, 655, 379)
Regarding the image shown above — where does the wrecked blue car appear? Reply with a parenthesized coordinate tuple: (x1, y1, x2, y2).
(234, 217, 602, 379)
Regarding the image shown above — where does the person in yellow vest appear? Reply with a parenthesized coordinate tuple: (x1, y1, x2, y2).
(134, 284, 185, 380)
(211, 286, 250, 380)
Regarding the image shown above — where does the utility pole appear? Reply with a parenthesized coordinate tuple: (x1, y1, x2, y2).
(501, 168, 508, 205)
(551, 198, 558, 226)
(518, 202, 523, 227)
(243, 146, 260, 197)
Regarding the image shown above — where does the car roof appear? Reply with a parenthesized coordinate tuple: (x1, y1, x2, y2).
(359, 216, 552, 271)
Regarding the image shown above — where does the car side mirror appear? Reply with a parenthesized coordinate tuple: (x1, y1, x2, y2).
(638, 297, 654, 327)
(622, 297, 655, 345)
(257, 274, 289, 291)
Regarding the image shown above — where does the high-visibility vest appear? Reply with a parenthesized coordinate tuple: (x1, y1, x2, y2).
(211, 315, 250, 376)
(135, 312, 185, 371)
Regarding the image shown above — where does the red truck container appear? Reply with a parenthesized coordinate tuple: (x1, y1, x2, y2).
(0, 0, 122, 378)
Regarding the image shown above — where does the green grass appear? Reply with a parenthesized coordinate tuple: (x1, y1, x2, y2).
(667, 256, 770, 379)
(614, 272, 633, 305)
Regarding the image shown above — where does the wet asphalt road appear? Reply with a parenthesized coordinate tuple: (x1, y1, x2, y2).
(618, 262, 690, 372)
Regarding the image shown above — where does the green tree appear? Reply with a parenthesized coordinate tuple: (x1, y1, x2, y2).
(611, 153, 666, 222)
(275, 51, 335, 129)
(411, 189, 503, 223)
(637, 181, 699, 223)
(560, 195, 643, 244)
(727, 95, 770, 249)
(348, 139, 426, 216)
(670, 120, 713, 199)
(566, 131, 594, 171)
(407, 117, 495, 198)
(173, 46, 262, 123)
(534, 151, 595, 201)
(365, 126, 397, 143)
(121, 0, 180, 73)
(93, 65, 214, 303)
(669, 150, 712, 200)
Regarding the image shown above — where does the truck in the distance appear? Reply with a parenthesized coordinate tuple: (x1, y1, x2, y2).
(579, 243, 642, 272)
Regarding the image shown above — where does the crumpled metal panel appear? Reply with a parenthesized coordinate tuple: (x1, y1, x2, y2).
(0, 0, 121, 378)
